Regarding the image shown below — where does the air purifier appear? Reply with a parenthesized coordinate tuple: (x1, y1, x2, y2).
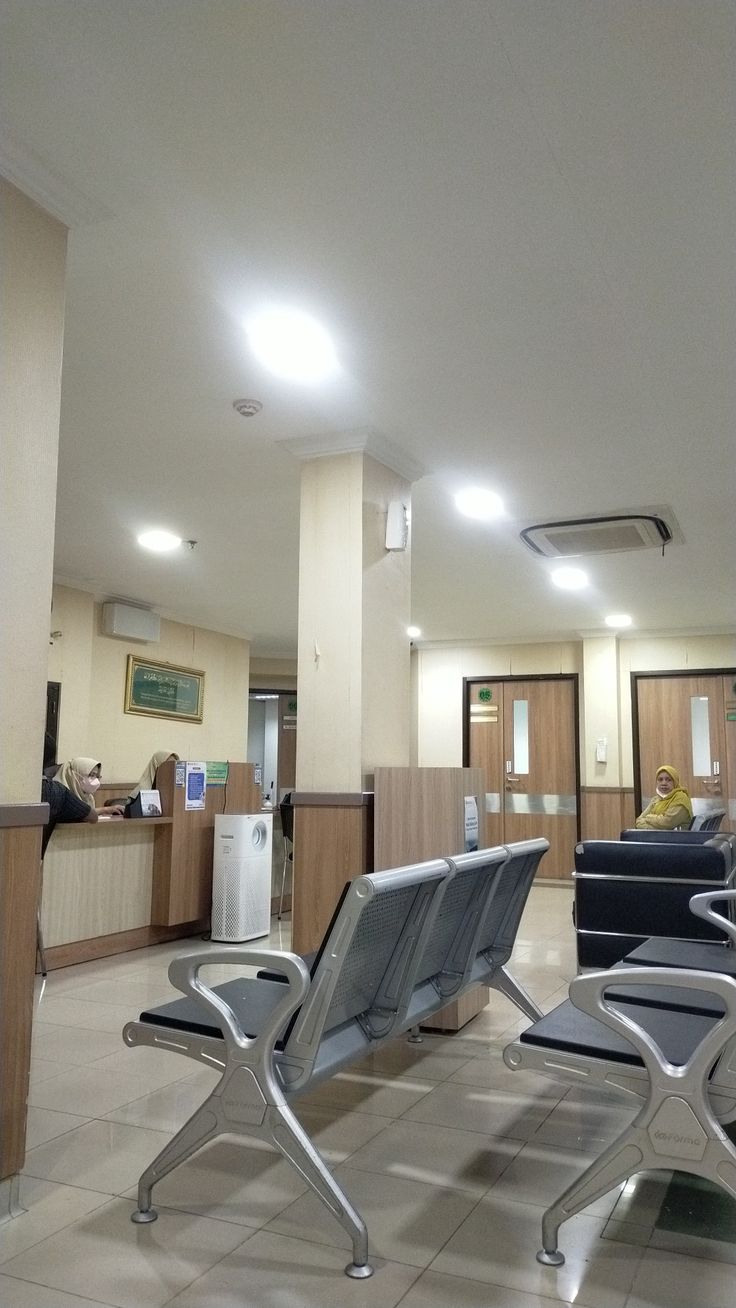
(211, 813, 272, 943)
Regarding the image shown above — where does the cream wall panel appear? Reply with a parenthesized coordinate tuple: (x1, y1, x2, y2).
(296, 454, 364, 790)
(581, 637, 621, 787)
(361, 456, 411, 775)
(41, 827, 154, 946)
(47, 586, 250, 779)
(0, 180, 67, 800)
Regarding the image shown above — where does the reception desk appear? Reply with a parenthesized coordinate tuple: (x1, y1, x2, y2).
(41, 760, 260, 969)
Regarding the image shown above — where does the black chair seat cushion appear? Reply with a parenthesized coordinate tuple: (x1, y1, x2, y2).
(519, 997, 717, 1067)
(624, 938, 736, 976)
(139, 976, 291, 1048)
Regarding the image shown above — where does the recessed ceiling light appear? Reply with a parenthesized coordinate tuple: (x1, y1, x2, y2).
(407, 625, 422, 639)
(551, 566, 588, 590)
(604, 613, 633, 628)
(454, 487, 504, 520)
(246, 308, 338, 382)
(137, 529, 182, 553)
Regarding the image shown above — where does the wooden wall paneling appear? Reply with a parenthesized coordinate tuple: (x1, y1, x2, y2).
(580, 787, 636, 841)
(278, 693, 297, 794)
(291, 797, 372, 955)
(0, 824, 42, 1180)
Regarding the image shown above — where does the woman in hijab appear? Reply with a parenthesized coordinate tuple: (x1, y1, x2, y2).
(635, 764, 693, 830)
(128, 751, 179, 802)
(54, 757, 125, 815)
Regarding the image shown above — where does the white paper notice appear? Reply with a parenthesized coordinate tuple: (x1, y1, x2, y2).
(185, 761, 206, 810)
(464, 794, 479, 852)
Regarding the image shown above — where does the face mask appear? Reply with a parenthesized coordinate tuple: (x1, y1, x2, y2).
(656, 785, 670, 798)
(79, 775, 101, 794)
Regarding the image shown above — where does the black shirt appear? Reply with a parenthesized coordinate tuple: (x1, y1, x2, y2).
(41, 777, 90, 857)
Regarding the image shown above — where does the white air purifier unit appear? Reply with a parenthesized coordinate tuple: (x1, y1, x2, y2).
(211, 813, 272, 943)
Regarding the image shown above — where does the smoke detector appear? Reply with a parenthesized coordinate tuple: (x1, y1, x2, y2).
(233, 398, 263, 418)
(519, 508, 682, 558)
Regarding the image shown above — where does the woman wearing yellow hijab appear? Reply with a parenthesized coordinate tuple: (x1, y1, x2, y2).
(635, 764, 693, 830)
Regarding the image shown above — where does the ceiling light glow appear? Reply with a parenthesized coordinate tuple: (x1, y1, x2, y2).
(551, 566, 588, 590)
(454, 487, 504, 520)
(407, 625, 422, 639)
(137, 529, 182, 553)
(604, 613, 633, 628)
(246, 308, 338, 382)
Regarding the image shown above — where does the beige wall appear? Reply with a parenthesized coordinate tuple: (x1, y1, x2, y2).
(48, 586, 250, 781)
(415, 642, 582, 768)
(415, 633, 736, 790)
(0, 180, 67, 801)
(249, 658, 297, 691)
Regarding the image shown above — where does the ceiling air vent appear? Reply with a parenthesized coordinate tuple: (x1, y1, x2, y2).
(520, 512, 674, 559)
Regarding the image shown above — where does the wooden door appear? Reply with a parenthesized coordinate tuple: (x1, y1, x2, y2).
(636, 676, 727, 819)
(468, 677, 579, 880)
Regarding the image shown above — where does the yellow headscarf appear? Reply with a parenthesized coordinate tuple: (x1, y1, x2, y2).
(129, 751, 179, 800)
(55, 757, 101, 809)
(647, 764, 693, 820)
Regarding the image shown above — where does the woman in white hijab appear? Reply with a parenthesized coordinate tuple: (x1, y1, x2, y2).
(128, 751, 179, 801)
(54, 757, 124, 815)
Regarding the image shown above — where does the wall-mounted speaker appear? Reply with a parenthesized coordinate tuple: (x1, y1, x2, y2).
(101, 602, 160, 643)
(385, 500, 409, 551)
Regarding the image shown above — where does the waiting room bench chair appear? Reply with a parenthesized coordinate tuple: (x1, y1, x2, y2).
(123, 839, 548, 1278)
(504, 888, 736, 1267)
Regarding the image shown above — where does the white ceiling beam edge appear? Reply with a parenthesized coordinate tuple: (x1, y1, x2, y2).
(276, 428, 426, 485)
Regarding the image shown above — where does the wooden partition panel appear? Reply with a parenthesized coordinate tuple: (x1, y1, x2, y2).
(291, 794, 373, 955)
(0, 806, 45, 1183)
(151, 761, 260, 925)
(374, 767, 486, 870)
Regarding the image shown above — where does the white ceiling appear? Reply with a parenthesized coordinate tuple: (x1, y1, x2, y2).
(2, 1, 734, 655)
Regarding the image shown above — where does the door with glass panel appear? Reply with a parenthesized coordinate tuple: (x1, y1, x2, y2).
(635, 674, 729, 822)
(467, 676, 579, 880)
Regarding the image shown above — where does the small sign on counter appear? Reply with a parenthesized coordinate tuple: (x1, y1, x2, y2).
(185, 762, 206, 810)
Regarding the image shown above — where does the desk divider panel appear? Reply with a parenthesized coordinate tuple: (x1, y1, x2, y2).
(151, 760, 260, 925)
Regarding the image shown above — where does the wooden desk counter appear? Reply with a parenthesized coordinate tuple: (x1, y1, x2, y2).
(42, 819, 171, 959)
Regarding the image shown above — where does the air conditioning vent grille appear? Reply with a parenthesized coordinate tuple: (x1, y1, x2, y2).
(520, 513, 674, 559)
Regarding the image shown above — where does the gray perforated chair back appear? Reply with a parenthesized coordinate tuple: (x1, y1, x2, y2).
(411, 846, 509, 987)
(284, 860, 450, 1070)
(691, 811, 726, 832)
(476, 838, 549, 964)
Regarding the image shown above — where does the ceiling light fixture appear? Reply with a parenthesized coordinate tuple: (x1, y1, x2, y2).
(454, 487, 504, 520)
(604, 613, 633, 628)
(551, 566, 588, 590)
(137, 529, 182, 553)
(407, 625, 422, 639)
(246, 308, 338, 382)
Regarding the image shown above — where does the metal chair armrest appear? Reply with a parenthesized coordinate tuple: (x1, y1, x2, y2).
(569, 966, 736, 1082)
(688, 890, 736, 945)
(167, 948, 311, 1056)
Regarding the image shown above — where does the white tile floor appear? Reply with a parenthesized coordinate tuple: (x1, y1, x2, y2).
(0, 885, 733, 1307)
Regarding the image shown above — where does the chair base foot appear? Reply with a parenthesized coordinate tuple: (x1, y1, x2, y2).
(345, 1260, 373, 1279)
(537, 1248, 564, 1266)
(131, 1207, 158, 1225)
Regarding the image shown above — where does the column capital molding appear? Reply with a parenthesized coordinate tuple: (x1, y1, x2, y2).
(277, 428, 424, 484)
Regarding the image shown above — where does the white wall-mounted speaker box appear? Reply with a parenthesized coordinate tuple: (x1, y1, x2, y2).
(385, 499, 409, 550)
(101, 602, 161, 643)
(211, 813, 272, 943)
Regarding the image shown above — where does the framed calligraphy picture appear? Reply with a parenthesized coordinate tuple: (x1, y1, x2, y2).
(124, 656, 204, 723)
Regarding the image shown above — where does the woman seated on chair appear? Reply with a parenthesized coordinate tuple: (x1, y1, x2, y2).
(635, 764, 693, 830)
(54, 757, 126, 816)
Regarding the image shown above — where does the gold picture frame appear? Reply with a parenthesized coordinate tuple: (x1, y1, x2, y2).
(124, 655, 205, 723)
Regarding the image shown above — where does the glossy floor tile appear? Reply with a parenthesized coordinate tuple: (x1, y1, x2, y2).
(0, 886, 728, 1307)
